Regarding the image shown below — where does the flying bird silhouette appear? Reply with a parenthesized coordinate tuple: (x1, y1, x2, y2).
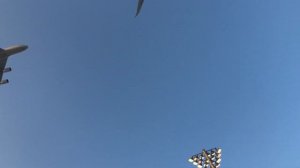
(135, 0, 144, 17)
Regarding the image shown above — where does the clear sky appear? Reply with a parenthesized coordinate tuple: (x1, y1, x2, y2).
(1, 0, 300, 168)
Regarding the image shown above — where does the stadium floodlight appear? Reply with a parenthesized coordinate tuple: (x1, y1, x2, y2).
(188, 147, 222, 168)
(189, 156, 197, 163)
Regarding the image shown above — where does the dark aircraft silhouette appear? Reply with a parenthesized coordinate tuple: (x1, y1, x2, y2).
(135, 0, 144, 17)
(0, 45, 28, 85)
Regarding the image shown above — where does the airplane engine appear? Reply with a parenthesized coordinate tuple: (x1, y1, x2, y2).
(3, 67, 11, 73)
(0, 79, 9, 85)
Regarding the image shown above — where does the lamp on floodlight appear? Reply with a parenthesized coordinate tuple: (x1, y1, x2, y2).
(188, 148, 222, 168)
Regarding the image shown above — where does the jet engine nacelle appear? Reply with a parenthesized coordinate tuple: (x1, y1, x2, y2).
(3, 67, 12, 73)
(0, 79, 9, 85)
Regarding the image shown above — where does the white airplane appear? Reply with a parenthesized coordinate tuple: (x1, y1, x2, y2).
(0, 45, 28, 85)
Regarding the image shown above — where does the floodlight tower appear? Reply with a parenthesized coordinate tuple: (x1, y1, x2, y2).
(188, 148, 222, 168)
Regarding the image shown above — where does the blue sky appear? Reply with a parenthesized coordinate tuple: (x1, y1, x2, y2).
(1, 0, 300, 168)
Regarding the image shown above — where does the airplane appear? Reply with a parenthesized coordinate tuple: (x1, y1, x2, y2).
(0, 45, 28, 85)
(135, 0, 144, 17)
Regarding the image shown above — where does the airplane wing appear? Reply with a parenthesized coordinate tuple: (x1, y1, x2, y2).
(135, 0, 144, 17)
(0, 57, 7, 81)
